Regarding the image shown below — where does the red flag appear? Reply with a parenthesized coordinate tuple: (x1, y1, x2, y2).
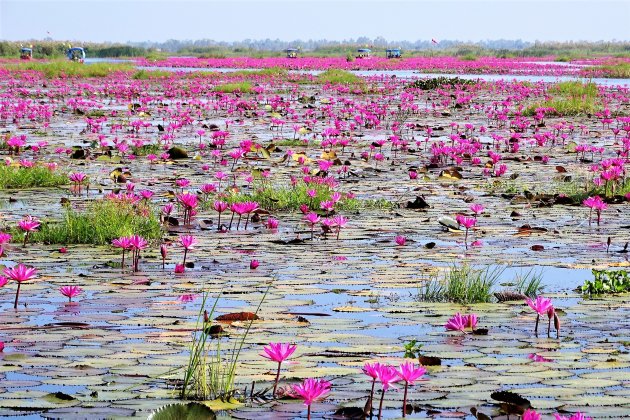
(431, 38, 438, 44)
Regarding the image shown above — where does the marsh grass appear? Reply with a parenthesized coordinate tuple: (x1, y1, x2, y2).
(230, 67, 288, 78)
(27, 200, 162, 245)
(317, 69, 363, 85)
(220, 183, 393, 212)
(524, 81, 602, 116)
(418, 264, 504, 304)
(586, 62, 630, 78)
(555, 178, 630, 201)
(5, 61, 135, 78)
(0, 165, 68, 189)
(181, 285, 270, 401)
(514, 268, 545, 298)
(132, 69, 176, 79)
(213, 82, 253, 93)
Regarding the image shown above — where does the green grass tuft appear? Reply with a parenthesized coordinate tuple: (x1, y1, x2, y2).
(27, 200, 162, 245)
(4, 61, 135, 78)
(418, 264, 504, 304)
(0, 165, 68, 189)
(220, 183, 393, 212)
(317, 69, 363, 85)
(213, 82, 253, 93)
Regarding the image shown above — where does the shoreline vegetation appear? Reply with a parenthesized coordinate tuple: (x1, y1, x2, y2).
(2, 39, 630, 60)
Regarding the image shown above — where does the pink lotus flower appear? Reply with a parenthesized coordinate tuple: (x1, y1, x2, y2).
(523, 409, 542, 420)
(469, 203, 484, 215)
(397, 362, 427, 417)
(18, 216, 40, 246)
(395, 235, 406, 246)
(4, 264, 37, 309)
(213, 200, 229, 230)
(291, 378, 331, 420)
(0, 232, 11, 244)
(455, 214, 476, 249)
(304, 212, 320, 239)
(583, 195, 607, 225)
(261, 342, 297, 396)
(266, 217, 279, 229)
(526, 296, 558, 337)
(445, 312, 468, 332)
(112, 237, 133, 270)
(249, 259, 260, 269)
(0, 341, 4, 352)
(375, 364, 400, 419)
(362, 362, 382, 416)
(179, 235, 196, 265)
(59, 285, 82, 302)
(174, 263, 185, 274)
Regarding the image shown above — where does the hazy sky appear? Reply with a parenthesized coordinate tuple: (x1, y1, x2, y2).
(1, 0, 628, 43)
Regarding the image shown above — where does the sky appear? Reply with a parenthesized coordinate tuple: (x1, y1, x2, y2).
(1, 0, 629, 43)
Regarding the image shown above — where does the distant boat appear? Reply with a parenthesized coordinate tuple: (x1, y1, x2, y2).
(20, 47, 33, 60)
(356, 48, 371, 59)
(285, 48, 299, 58)
(386, 48, 402, 59)
(67, 47, 85, 63)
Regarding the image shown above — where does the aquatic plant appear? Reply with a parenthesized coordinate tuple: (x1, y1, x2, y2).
(526, 296, 559, 338)
(374, 364, 400, 420)
(581, 269, 630, 295)
(445, 312, 478, 332)
(180, 285, 269, 401)
(455, 215, 476, 249)
(362, 362, 381, 417)
(444, 265, 502, 304)
(317, 69, 362, 85)
(59, 285, 82, 302)
(179, 234, 197, 267)
(0, 164, 68, 190)
(514, 268, 545, 298)
(68, 172, 88, 195)
(18, 216, 40, 246)
(29, 200, 161, 245)
(4, 263, 37, 309)
(213, 82, 252, 93)
(397, 362, 426, 418)
(291, 378, 331, 420)
(260, 342, 297, 396)
(583, 195, 607, 225)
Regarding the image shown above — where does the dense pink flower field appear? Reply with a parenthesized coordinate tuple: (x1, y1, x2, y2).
(135, 56, 630, 77)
